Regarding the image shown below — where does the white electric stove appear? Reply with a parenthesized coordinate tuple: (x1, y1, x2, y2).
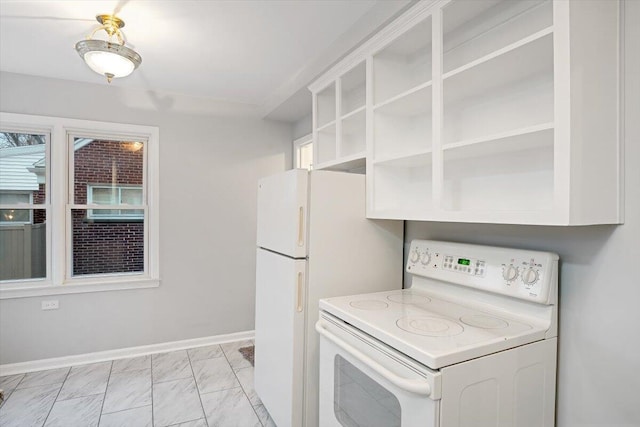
(316, 240, 559, 427)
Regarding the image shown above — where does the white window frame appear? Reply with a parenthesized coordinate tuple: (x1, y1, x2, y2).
(293, 134, 313, 170)
(0, 112, 160, 299)
(86, 184, 144, 220)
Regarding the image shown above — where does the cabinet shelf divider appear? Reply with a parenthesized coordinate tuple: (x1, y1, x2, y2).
(316, 120, 337, 133)
(341, 106, 366, 121)
(443, 122, 554, 152)
(373, 80, 433, 111)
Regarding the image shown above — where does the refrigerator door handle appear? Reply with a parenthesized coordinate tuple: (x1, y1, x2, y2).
(298, 206, 304, 247)
(296, 272, 304, 312)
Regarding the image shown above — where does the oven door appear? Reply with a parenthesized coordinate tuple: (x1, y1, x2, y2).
(316, 312, 441, 427)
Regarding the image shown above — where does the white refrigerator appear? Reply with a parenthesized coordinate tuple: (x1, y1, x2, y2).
(254, 169, 403, 427)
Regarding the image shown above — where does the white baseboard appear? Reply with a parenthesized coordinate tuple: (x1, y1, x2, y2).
(0, 330, 255, 376)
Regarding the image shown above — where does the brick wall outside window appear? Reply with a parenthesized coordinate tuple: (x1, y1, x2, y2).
(72, 140, 144, 276)
(33, 184, 46, 224)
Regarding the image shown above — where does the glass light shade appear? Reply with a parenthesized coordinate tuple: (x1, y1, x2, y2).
(84, 50, 134, 77)
(75, 40, 141, 80)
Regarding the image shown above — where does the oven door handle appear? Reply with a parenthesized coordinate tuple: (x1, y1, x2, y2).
(316, 320, 432, 396)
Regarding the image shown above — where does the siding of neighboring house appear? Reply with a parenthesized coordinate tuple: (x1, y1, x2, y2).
(0, 144, 43, 192)
(0, 144, 46, 280)
(72, 140, 144, 276)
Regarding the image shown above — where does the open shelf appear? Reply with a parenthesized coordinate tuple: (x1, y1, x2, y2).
(341, 105, 365, 121)
(341, 62, 366, 116)
(444, 31, 553, 103)
(316, 153, 366, 172)
(372, 156, 433, 212)
(341, 109, 366, 157)
(316, 83, 336, 128)
(374, 85, 432, 160)
(443, 32, 553, 143)
(317, 123, 337, 165)
(317, 120, 336, 133)
(374, 151, 432, 168)
(443, 122, 554, 153)
(442, 127, 554, 211)
(373, 81, 432, 113)
(443, 0, 553, 74)
(373, 16, 432, 105)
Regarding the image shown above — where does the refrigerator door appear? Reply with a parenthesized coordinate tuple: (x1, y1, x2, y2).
(254, 247, 307, 427)
(257, 169, 308, 258)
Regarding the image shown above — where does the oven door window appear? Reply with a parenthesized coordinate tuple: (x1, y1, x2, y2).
(334, 355, 401, 427)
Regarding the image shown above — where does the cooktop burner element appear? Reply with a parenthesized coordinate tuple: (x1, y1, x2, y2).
(460, 314, 509, 329)
(387, 293, 431, 304)
(396, 316, 464, 337)
(349, 300, 389, 310)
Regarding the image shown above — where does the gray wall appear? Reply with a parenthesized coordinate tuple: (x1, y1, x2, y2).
(405, 3, 640, 425)
(293, 113, 312, 141)
(0, 72, 292, 364)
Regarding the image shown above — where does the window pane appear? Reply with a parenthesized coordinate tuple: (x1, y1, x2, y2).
(0, 132, 47, 204)
(72, 209, 144, 276)
(73, 138, 144, 204)
(334, 355, 401, 427)
(91, 187, 118, 204)
(0, 208, 31, 223)
(121, 188, 143, 205)
(0, 193, 31, 204)
(0, 209, 46, 281)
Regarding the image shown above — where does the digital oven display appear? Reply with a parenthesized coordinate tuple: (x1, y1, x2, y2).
(457, 258, 471, 266)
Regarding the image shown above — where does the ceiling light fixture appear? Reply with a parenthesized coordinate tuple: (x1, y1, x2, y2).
(75, 14, 142, 83)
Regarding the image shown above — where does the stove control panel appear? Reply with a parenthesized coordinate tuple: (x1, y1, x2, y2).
(442, 255, 486, 277)
(406, 240, 559, 305)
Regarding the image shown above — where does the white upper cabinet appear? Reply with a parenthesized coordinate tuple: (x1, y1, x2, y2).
(309, 0, 622, 225)
(311, 62, 367, 172)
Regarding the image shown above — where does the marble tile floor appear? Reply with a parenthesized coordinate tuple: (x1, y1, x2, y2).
(0, 339, 277, 427)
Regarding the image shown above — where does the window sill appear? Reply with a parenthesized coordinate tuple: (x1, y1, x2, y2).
(0, 278, 160, 299)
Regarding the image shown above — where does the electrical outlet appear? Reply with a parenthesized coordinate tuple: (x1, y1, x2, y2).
(41, 300, 59, 310)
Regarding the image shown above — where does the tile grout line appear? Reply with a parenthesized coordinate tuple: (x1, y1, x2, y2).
(101, 403, 152, 416)
(221, 341, 265, 427)
(152, 375, 194, 385)
(96, 361, 114, 427)
(165, 416, 206, 427)
(186, 347, 210, 427)
(41, 366, 72, 426)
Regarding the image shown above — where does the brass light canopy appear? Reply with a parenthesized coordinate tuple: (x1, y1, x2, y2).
(75, 14, 142, 83)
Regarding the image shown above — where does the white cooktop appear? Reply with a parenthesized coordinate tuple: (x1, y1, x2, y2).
(320, 288, 548, 369)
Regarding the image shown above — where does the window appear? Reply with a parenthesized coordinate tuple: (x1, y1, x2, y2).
(294, 134, 313, 170)
(87, 185, 144, 220)
(0, 131, 48, 282)
(0, 113, 159, 298)
(0, 192, 34, 224)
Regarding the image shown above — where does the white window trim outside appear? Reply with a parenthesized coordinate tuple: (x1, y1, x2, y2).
(0, 112, 160, 299)
(293, 133, 313, 170)
(86, 184, 144, 220)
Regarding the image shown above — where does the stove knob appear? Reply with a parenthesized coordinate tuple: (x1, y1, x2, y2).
(502, 265, 518, 281)
(410, 250, 420, 263)
(522, 268, 539, 285)
(421, 252, 431, 265)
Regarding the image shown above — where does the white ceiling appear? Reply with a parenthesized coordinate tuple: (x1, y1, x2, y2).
(0, 0, 411, 122)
